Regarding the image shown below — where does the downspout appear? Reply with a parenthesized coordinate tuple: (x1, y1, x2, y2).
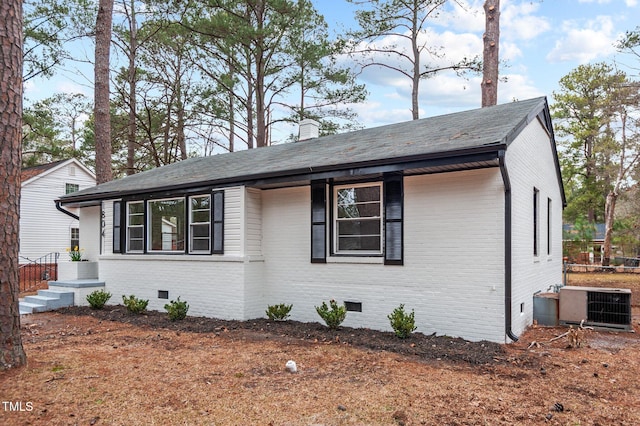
(498, 150, 519, 342)
(55, 200, 80, 221)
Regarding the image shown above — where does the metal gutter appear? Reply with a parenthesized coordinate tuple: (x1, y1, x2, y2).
(55, 200, 80, 220)
(58, 144, 506, 206)
(498, 149, 519, 342)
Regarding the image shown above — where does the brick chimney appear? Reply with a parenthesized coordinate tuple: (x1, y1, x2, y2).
(298, 119, 320, 141)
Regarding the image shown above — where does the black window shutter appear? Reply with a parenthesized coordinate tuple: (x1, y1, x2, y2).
(310, 181, 327, 263)
(113, 201, 122, 253)
(384, 174, 403, 265)
(212, 191, 224, 254)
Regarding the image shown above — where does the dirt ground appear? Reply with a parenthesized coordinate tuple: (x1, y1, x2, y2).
(2, 272, 640, 425)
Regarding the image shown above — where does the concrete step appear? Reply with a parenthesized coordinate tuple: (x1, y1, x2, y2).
(19, 289, 75, 315)
(37, 289, 74, 305)
(19, 301, 47, 314)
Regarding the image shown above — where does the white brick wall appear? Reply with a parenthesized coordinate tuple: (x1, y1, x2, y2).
(507, 118, 564, 336)
(261, 170, 506, 342)
(95, 187, 259, 320)
(82, 118, 562, 343)
(99, 255, 248, 318)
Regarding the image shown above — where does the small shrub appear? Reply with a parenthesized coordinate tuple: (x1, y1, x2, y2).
(315, 299, 347, 330)
(122, 294, 149, 314)
(388, 304, 417, 339)
(164, 297, 189, 321)
(266, 303, 293, 321)
(86, 289, 112, 309)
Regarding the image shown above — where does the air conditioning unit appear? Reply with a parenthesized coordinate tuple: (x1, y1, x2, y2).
(559, 286, 632, 330)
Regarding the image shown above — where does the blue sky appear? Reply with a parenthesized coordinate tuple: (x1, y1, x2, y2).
(24, 0, 639, 139)
(314, 0, 639, 128)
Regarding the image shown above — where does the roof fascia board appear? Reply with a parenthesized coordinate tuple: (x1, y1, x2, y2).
(59, 146, 505, 205)
(501, 97, 567, 208)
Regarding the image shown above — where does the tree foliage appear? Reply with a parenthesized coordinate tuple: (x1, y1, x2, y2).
(553, 62, 640, 264)
(22, 93, 92, 167)
(552, 63, 625, 223)
(23, 0, 95, 81)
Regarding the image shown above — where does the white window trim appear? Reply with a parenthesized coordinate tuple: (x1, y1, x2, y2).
(189, 194, 211, 254)
(333, 182, 383, 256)
(126, 201, 144, 253)
(65, 183, 80, 194)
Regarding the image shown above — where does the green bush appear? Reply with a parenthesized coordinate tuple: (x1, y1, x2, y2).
(388, 304, 417, 339)
(122, 294, 149, 314)
(315, 299, 347, 330)
(265, 303, 293, 321)
(86, 289, 111, 309)
(164, 297, 189, 321)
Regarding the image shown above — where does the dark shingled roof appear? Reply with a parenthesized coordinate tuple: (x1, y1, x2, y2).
(60, 97, 553, 204)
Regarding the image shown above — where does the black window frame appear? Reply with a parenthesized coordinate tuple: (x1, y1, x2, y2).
(311, 175, 403, 265)
(113, 190, 224, 256)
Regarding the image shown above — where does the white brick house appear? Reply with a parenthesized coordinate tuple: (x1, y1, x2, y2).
(59, 98, 565, 343)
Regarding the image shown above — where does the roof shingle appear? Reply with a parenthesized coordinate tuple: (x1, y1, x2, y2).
(60, 97, 549, 203)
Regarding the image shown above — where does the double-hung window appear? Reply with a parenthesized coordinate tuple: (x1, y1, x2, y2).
(65, 183, 79, 194)
(189, 195, 211, 253)
(127, 201, 144, 252)
(334, 183, 383, 254)
(116, 191, 223, 255)
(70, 227, 79, 250)
(311, 176, 403, 264)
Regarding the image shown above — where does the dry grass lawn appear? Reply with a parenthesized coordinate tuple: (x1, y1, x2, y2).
(1, 272, 640, 425)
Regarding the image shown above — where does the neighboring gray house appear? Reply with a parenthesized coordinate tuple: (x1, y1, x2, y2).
(58, 97, 565, 343)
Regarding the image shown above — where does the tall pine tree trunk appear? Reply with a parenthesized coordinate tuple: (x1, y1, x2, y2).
(0, 0, 27, 370)
(481, 0, 500, 107)
(95, 0, 114, 183)
(126, 0, 137, 176)
(411, 4, 420, 120)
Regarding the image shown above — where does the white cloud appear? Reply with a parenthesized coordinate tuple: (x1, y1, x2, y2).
(499, 73, 546, 103)
(439, 0, 485, 33)
(501, 2, 551, 42)
(351, 101, 415, 127)
(546, 15, 619, 63)
(55, 80, 90, 97)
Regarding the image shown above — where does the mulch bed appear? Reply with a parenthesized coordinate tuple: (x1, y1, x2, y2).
(56, 305, 505, 365)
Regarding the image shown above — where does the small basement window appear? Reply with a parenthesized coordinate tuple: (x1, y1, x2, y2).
(158, 290, 169, 299)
